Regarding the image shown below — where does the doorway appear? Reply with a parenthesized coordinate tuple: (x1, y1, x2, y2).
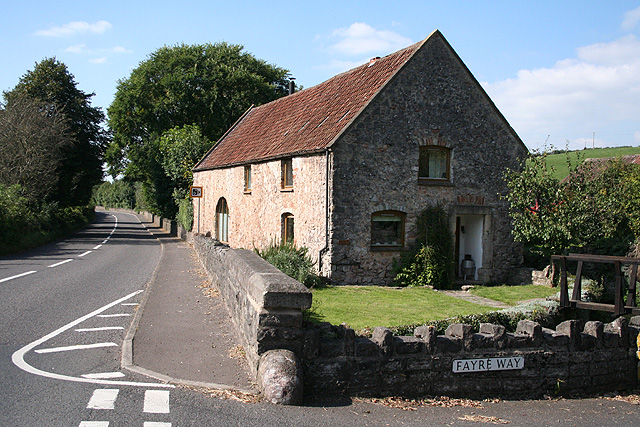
(455, 215, 484, 281)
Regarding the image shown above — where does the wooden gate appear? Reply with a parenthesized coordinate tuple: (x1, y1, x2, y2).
(552, 254, 640, 316)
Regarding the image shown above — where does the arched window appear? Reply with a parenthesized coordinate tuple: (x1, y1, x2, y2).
(371, 210, 405, 250)
(281, 213, 294, 244)
(215, 198, 229, 243)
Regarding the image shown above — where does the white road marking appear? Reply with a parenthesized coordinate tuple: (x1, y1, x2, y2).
(144, 423, 172, 427)
(121, 303, 138, 306)
(79, 251, 92, 257)
(75, 326, 125, 332)
(0, 270, 37, 283)
(48, 259, 73, 268)
(102, 239, 109, 244)
(97, 313, 131, 318)
(82, 372, 126, 379)
(87, 388, 119, 409)
(34, 342, 117, 354)
(12, 290, 173, 388)
(93, 244, 103, 250)
(144, 390, 170, 414)
(79, 422, 109, 427)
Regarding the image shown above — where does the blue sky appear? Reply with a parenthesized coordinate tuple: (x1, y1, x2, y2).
(2, 1, 640, 151)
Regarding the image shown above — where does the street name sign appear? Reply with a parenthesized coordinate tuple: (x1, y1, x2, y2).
(452, 356, 524, 373)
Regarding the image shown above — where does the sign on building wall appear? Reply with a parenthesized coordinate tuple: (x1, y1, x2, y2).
(190, 186, 203, 198)
(452, 357, 524, 373)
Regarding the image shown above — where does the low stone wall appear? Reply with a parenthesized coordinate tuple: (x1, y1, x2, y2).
(302, 317, 639, 399)
(181, 225, 639, 401)
(189, 233, 312, 373)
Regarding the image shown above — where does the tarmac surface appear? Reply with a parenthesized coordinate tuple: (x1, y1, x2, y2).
(124, 217, 255, 392)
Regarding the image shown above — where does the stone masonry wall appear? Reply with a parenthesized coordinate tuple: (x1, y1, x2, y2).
(189, 233, 312, 375)
(327, 32, 528, 285)
(303, 317, 640, 399)
(189, 229, 638, 399)
(192, 154, 327, 267)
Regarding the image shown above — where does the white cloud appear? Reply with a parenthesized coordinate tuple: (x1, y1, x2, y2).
(327, 23, 412, 56)
(65, 44, 87, 54)
(35, 20, 112, 37)
(622, 6, 640, 31)
(483, 35, 640, 150)
(89, 57, 108, 64)
(65, 44, 132, 58)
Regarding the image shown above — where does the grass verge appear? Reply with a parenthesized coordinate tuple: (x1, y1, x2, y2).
(307, 286, 496, 330)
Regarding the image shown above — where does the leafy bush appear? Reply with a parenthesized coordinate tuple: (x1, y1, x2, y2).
(175, 193, 194, 231)
(0, 184, 94, 254)
(256, 242, 321, 288)
(394, 205, 455, 289)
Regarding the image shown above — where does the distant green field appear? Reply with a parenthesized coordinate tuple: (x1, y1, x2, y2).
(541, 146, 640, 180)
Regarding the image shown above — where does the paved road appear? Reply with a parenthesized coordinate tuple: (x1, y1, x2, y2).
(1, 210, 639, 426)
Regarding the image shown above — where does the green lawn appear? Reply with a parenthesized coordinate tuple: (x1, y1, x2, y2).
(470, 285, 558, 306)
(308, 286, 495, 330)
(542, 146, 640, 180)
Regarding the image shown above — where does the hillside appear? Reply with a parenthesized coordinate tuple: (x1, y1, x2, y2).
(542, 146, 640, 180)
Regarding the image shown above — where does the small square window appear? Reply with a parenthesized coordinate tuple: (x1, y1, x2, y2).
(281, 158, 293, 189)
(244, 165, 252, 193)
(371, 211, 405, 250)
(419, 146, 450, 181)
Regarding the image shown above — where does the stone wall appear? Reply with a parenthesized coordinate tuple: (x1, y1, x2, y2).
(192, 154, 328, 267)
(189, 230, 639, 400)
(303, 317, 639, 399)
(189, 233, 312, 374)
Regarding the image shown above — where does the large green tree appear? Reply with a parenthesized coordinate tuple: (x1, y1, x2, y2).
(107, 42, 289, 217)
(3, 58, 108, 206)
(0, 94, 71, 201)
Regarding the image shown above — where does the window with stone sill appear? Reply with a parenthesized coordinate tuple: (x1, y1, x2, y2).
(371, 210, 405, 251)
(282, 212, 294, 244)
(419, 146, 451, 183)
(215, 197, 229, 243)
(244, 165, 252, 193)
(281, 158, 293, 190)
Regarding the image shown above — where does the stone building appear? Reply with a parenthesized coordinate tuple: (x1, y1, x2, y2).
(192, 30, 528, 285)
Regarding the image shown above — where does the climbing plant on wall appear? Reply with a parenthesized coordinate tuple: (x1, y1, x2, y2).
(394, 205, 455, 289)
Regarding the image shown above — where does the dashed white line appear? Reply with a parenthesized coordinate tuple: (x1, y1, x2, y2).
(87, 388, 119, 409)
(93, 244, 103, 250)
(48, 259, 73, 268)
(97, 313, 132, 318)
(0, 270, 37, 283)
(144, 423, 172, 427)
(79, 422, 109, 427)
(144, 390, 170, 414)
(34, 342, 117, 354)
(82, 372, 126, 379)
(79, 251, 92, 257)
(75, 326, 124, 332)
(121, 303, 138, 306)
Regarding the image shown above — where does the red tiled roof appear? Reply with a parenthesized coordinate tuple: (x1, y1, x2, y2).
(194, 36, 428, 171)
